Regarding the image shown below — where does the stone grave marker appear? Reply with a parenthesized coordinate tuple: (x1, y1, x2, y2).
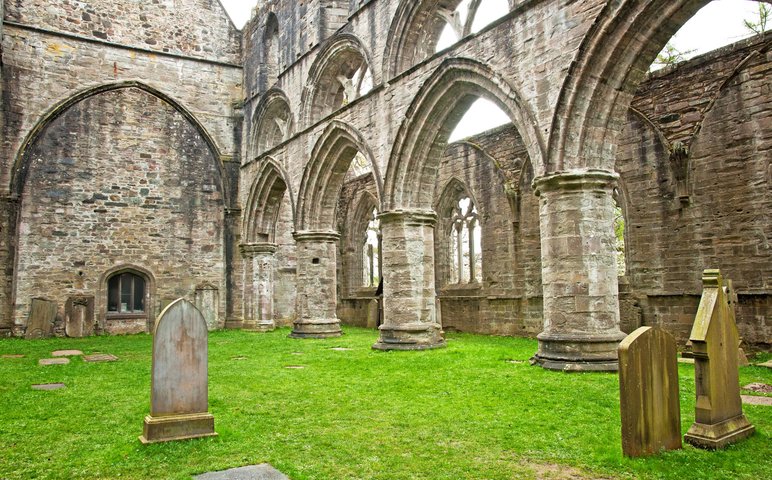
(684, 270, 755, 449)
(83, 353, 118, 363)
(194, 464, 290, 480)
(32, 383, 66, 391)
(52, 350, 82, 357)
(366, 299, 379, 329)
(65, 296, 94, 338)
(139, 298, 216, 444)
(618, 326, 681, 457)
(25, 298, 57, 339)
(39, 358, 70, 366)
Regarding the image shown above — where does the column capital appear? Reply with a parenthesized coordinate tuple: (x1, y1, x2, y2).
(239, 242, 278, 256)
(378, 209, 437, 227)
(292, 230, 340, 243)
(533, 169, 618, 196)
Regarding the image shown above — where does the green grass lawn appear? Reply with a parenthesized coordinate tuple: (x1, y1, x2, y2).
(0, 328, 770, 480)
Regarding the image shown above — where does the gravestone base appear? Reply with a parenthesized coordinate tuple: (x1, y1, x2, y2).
(684, 414, 755, 450)
(289, 318, 341, 339)
(139, 412, 217, 444)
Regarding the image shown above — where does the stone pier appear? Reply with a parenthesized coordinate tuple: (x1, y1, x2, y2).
(290, 231, 342, 338)
(240, 243, 278, 332)
(373, 209, 445, 351)
(531, 170, 626, 371)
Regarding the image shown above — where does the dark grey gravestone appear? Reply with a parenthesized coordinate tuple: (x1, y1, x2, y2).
(193, 464, 290, 480)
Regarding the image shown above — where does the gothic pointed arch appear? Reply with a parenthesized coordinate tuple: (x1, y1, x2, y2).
(546, 0, 728, 172)
(300, 33, 374, 127)
(296, 121, 382, 231)
(243, 157, 296, 243)
(10, 80, 227, 202)
(343, 189, 381, 293)
(384, 57, 545, 211)
(250, 88, 294, 159)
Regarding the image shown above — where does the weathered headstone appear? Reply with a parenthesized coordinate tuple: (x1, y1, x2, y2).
(618, 326, 681, 457)
(194, 284, 219, 331)
(139, 298, 216, 444)
(684, 270, 755, 449)
(65, 296, 94, 338)
(25, 298, 57, 339)
(366, 299, 379, 329)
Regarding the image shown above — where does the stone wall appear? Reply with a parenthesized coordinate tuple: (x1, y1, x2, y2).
(3, 0, 241, 64)
(617, 36, 771, 346)
(13, 87, 226, 335)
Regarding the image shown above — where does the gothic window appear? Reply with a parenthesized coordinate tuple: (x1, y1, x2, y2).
(449, 197, 482, 284)
(435, 0, 510, 52)
(362, 208, 381, 287)
(107, 272, 146, 314)
(613, 193, 627, 277)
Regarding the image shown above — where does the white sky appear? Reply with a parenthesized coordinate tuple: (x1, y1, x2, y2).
(219, 0, 768, 141)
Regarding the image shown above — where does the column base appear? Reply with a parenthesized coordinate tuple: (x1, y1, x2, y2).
(224, 318, 244, 330)
(531, 331, 626, 372)
(139, 412, 217, 444)
(289, 318, 342, 339)
(372, 322, 446, 351)
(684, 415, 755, 450)
(243, 320, 276, 333)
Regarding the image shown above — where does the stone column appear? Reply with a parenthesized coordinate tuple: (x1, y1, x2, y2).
(238, 244, 255, 331)
(373, 209, 445, 350)
(240, 242, 278, 332)
(290, 231, 342, 338)
(531, 170, 626, 371)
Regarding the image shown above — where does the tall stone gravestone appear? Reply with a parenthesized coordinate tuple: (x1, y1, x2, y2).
(619, 326, 681, 457)
(684, 270, 754, 449)
(139, 298, 216, 444)
(65, 296, 94, 338)
(25, 298, 57, 339)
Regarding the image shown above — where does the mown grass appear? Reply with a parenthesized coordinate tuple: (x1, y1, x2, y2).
(0, 328, 770, 480)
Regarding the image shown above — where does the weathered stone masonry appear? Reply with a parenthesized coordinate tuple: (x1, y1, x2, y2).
(1, 1, 769, 366)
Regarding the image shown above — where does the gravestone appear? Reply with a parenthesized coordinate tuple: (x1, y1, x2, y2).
(39, 358, 69, 365)
(65, 296, 94, 338)
(25, 298, 57, 339)
(83, 353, 118, 363)
(684, 270, 754, 449)
(618, 326, 681, 457)
(139, 298, 216, 444)
(194, 284, 219, 331)
(366, 299, 379, 329)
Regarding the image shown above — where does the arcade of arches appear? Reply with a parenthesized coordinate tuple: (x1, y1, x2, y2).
(1, 0, 769, 370)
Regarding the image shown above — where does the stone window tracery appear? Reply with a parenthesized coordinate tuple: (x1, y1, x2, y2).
(449, 196, 482, 284)
(362, 208, 381, 287)
(435, 0, 510, 52)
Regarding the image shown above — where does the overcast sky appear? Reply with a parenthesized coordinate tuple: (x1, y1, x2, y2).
(219, 0, 769, 140)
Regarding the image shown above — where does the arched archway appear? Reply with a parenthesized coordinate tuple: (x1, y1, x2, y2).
(376, 57, 543, 350)
(292, 121, 382, 339)
(250, 89, 294, 160)
(300, 34, 374, 127)
(240, 158, 295, 332)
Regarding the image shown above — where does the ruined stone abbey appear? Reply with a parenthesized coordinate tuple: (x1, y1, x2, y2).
(1, 0, 769, 370)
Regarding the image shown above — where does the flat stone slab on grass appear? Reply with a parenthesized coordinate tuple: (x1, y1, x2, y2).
(2, 354, 25, 359)
(743, 383, 772, 394)
(284, 365, 305, 369)
(758, 360, 772, 369)
(741, 395, 772, 407)
(330, 347, 351, 351)
(32, 383, 66, 391)
(39, 358, 70, 366)
(194, 464, 289, 480)
(83, 353, 118, 363)
(52, 350, 83, 357)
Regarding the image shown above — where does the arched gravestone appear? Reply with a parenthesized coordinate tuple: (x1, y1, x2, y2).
(684, 270, 754, 449)
(139, 298, 216, 444)
(618, 327, 681, 457)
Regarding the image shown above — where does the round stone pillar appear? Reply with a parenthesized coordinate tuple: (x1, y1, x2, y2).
(373, 209, 445, 351)
(240, 243, 278, 332)
(290, 231, 342, 339)
(531, 170, 626, 371)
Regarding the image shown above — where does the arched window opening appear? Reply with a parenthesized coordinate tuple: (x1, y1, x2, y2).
(449, 197, 482, 284)
(613, 191, 627, 277)
(263, 14, 280, 87)
(449, 98, 511, 142)
(435, 0, 510, 53)
(651, 0, 770, 71)
(107, 272, 146, 314)
(362, 208, 381, 287)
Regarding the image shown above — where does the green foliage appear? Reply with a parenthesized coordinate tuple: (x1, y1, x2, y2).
(653, 43, 695, 70)
(744, 3, 770, 35)
(1, 329, 770, 479)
